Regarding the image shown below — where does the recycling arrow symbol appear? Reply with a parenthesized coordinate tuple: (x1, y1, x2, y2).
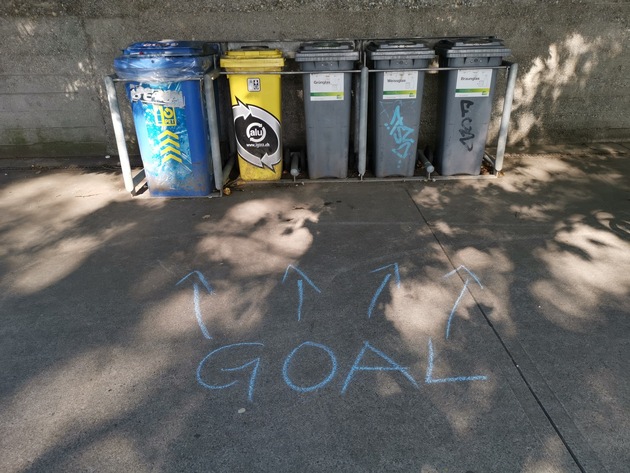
(232, 98, 281, 171)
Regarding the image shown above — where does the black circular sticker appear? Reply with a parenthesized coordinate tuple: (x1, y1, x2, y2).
(232, 98, 281, 170)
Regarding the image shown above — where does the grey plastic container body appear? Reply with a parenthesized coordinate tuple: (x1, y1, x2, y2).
(295, 42, 359, 179)
(434, 38, 510, 176)
(367, 41, 434, 177)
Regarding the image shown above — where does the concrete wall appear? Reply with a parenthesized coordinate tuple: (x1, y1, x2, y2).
(1, 0, 628, 159)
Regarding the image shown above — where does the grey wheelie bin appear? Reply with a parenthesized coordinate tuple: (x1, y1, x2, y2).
(367, 40, 435, 177)
(434, 38, 511, 175)
(295, 42, 359, 179)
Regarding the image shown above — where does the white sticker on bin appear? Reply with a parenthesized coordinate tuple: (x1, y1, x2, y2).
(310, 73, 344, 101)
(383, 71, 418, 100)
(455, 69, 493, 97)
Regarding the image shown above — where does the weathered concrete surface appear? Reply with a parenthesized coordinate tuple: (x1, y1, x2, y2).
(0, 1, 629, 158)
(0, 145, 628, 472)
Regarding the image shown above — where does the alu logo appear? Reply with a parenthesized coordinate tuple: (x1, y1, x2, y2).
(233, 98, 281, 171)
(246, 122, 267, 143)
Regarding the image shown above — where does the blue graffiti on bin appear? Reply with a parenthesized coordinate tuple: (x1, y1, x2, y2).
(384, 105, 415, 160)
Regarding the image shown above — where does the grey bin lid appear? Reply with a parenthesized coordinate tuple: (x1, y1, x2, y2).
(295, 41, 360, 62)
(435, 37, 511, 58)
(367, 40, 435, 60)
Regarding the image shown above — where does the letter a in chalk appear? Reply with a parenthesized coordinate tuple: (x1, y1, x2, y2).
(341, 341, 419, 394)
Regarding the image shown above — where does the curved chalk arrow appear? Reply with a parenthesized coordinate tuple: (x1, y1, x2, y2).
(443, 265, 483, 288)
(177, 271, 214, 339)
(443, 265, 483, 339)
(368, 263, 401, 319)
(282, 264, 321, 322)
(233, 98, 281, 171)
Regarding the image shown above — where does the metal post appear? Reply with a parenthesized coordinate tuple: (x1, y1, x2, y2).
(104, 74, 137, 194)
(358, 66, 369, 179)
(353, 72, 361, 161)
(222, 154, 236, 186)
(204, 70, 224, 195)
(495, 61, 518, 173)
(418, 149, 435, 175)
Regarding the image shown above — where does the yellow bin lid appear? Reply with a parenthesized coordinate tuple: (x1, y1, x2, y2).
(221, 48, 285, 70)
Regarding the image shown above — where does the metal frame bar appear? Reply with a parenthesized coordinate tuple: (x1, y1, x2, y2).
(104, 43, 518, 195)
(104, 72, 228, 197)
(104, 74, 144, 195)
(494, 61, 518, 173)
(204, 69, 225, 196)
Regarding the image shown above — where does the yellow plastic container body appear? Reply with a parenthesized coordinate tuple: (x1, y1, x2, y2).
(221, 49, 285, 181)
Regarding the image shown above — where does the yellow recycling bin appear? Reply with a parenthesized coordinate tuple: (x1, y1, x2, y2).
(221, 49, 285, 181)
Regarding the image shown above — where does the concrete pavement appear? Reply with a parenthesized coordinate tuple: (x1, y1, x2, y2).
(0, 144, 629, 472)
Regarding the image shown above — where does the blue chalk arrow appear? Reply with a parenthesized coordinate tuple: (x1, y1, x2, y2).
(368, 263, 401, 319)
(177, 271, 214, 339)
(443, 265, 484, 339)
(443, 265, 483, 289)
(282, 265, 321, 322)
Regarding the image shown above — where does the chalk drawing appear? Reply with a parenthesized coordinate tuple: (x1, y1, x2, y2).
(283, 341, 338, 393)
(282, 264, 321, 321)
(368, 263, 401, 319)
(443, 265, 483, 288)
(188, 263, 494, 403)
(341, 341, 419, 394)
(443, 265, 483, 339)
(177, 271, 214, 339)
(425, 338, 488, 384)
(197, 342, 264, 402)
(446, 279, 470, 340)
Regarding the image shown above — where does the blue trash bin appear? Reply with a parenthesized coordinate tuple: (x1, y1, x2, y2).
(114, 41, 218, 197)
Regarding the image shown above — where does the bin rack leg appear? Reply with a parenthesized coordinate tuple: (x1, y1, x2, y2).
(353, 72, 361, 162)
(358, 66, 369, 179)
(494, 61, 518, 174)
(204, 71, 224, 196)
(104, 74, 143, 195)
(418, 149, 435, 177)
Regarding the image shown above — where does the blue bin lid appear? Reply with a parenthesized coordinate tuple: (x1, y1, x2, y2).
(434, 37, 511, 58)
(122, 40, 218, 57)
(367, 40, 435, 60)
(114, 40, 219, 82)
(295, 41, 359, 62)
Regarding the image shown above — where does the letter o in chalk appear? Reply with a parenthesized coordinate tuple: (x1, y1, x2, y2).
(283, 341, 338, 393)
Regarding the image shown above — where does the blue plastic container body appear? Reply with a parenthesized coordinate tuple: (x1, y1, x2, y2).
(114, 41, 218, 197)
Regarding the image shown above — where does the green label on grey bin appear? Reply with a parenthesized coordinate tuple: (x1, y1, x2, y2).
(383, 71, 418, 100)
(455, 69, 492, 97)
(310, 73, 344, 101)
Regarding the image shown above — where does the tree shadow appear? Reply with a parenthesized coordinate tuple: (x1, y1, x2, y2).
(0, 168, 585, 472)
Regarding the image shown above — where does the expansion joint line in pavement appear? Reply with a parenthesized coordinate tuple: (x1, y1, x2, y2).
(404, 187, 588, 473)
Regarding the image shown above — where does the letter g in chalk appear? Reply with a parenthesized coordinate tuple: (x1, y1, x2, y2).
(197, 342, 264, 402)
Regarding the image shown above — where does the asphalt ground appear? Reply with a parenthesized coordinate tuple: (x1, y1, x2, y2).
(0, 144, 629, 472)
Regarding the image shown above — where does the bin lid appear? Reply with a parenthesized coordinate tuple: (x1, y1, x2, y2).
(122, 40, 219, 57)
(366, 40, 435, 60)
(114, 40, 217, 81)
(434, 37, 511, 58)
(295, 41, 360, 62)
(220, 48, 285, 69)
